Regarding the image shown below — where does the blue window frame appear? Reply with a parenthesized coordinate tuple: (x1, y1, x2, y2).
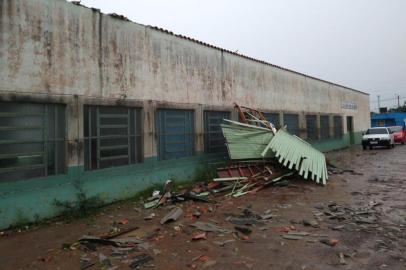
(306, 115, 318, 140)
(263, 112, 280, 128)
(284, 113, 299, 136)
(320, 115, 330, 139)
(204, 111, 230, 153)
(334, 116, 343, 138)
(156, 109, 194, 160)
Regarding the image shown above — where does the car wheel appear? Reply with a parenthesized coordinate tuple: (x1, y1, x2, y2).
(369, 145, 373, 150)
(392, 143, 395, 148)
(402, 142, 405, 145)
(362, 145, 366, 150)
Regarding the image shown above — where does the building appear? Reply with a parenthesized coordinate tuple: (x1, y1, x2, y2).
(0, 0, 370, 229)
(371, 112, 406, 127)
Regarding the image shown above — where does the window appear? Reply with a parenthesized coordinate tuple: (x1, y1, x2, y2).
(204, 111, 230, 153)
(156, 109, 194, 160)
(376, 120, 385, 127)
(263, 113, 280, 128)
(84, 106, 142, 170)
(366, 128, 388, 135)
(320, 115, 330, 139)
(333, 116, 343, 138)
(306, 115, 318, 140)
(284, 113, 299, 136)
(0, 102, 65, 182)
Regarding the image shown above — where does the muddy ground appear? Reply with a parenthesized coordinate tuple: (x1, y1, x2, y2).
(0, 145, 405, 270)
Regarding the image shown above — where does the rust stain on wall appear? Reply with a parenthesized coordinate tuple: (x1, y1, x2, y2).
(0, 2, 4, 55)
(6, 0, 24, 79)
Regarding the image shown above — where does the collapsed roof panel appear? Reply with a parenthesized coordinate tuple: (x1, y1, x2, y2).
(221, 115, 328, 185)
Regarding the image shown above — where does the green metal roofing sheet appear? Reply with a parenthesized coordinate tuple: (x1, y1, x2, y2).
(221, 120, 328, 185)
(264, 129, 328, 185)
(221, 120, 274, 160)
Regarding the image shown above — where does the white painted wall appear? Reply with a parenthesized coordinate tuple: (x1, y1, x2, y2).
(0, 0, 370, 161)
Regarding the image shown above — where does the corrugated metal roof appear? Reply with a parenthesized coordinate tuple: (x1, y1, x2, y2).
(221, 120, 328, 185)
(221, 121, 274, 160)
(68, 1, 368, 96)
(265, 129, 328, 185)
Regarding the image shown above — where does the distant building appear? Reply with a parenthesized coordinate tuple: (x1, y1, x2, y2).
(371, 112, 406, 127)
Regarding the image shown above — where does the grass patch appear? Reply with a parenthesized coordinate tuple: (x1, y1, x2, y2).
(53, 190, 105, 220)
(132, 183, 164, 201)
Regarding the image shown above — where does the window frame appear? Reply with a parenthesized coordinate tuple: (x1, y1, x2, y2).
(333, 115, 343, 138)
(306, 114, 318, 140)
(203, 110, 230, 154)
(263, 112, 280, 129)
(320, 115, 330, 139)
(283, 113, 300, 136)
(0, 102, 66, 182)
(83, 105, 143, 171)
(156, 108, 195, 161)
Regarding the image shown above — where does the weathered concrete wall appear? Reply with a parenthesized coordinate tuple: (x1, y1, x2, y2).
(0, 0, 370, 229)
(1, 0, 369, 134)
(0, 0, 101, 95)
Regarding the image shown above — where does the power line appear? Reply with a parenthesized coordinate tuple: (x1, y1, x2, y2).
(370, 96, 406, 103)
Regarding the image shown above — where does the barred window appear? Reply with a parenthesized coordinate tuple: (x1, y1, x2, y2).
(320, 115, 330, 139)
(204, 111, 230, 153)
(263, 113, 280, 128)
(284, 113, 299, 136)
(156, 109, 194, 160)
(84, 106, 142, 170)
(0, 102, 65, 182)
(306, 115, 318, 140)
(334, 116, 343, 138)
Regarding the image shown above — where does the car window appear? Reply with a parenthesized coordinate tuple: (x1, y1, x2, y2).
(389, 126, 402, 132)
(366, 128, 388, 135)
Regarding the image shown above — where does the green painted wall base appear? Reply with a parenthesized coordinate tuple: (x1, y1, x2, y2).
(0, 132, 362, 229)
(310, 132, 363, 152)
(0, 152, 227, 229)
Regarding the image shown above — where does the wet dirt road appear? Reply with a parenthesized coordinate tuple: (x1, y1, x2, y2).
(0, 145, 405, 270)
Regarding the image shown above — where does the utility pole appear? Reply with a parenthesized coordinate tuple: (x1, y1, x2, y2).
(394, 93, 400, 108)
(377, 95, 380, 112)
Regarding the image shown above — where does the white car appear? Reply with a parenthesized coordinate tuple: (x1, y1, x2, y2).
(362, 127, 395, 150)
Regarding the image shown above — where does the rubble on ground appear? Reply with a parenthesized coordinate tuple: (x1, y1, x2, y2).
(221, 104, 329, 185)
(141, 103, 329, 211)
(10, 104, 362, 269)
(3, 145, 406, 269)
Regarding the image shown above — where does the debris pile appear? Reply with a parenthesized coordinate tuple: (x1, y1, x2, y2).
(142, 162, 295, 209)
(66, 225, 155, 269)
(221, 104, 329, 185)
(316, 201, 382, 231)
(142, 103, 329, 207)
(144, 180, 214, 209)
(67, 104, 333, 268)
(214, 162, 294, 197)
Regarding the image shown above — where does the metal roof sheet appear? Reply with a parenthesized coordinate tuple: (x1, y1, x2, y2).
(265, 129, 328, 185)
(221, 121, 274, 160)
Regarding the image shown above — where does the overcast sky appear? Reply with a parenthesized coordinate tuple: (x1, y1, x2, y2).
(73, 0, 406, 111)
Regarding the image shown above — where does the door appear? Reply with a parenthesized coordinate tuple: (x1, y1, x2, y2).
(346, 116, 354, 145)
